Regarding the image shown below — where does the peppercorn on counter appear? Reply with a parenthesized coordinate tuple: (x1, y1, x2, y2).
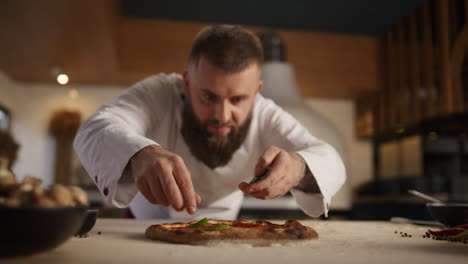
(6, 219, 468, 263)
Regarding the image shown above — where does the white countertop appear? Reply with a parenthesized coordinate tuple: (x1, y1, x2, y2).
(6, 218, 468, 264)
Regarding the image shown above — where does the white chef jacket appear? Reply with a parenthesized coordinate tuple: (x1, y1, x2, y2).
(73, 73, 346, 220)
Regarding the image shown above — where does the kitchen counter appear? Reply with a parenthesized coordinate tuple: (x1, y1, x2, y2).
(7, 219, 467, 264)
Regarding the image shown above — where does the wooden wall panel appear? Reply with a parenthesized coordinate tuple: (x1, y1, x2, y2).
(466, 0, 468, 22)
(0, 0, 379, 99)
(278, 30, 379, 98)
(421, 2, 437, 119)
(116, 19, 199, 75)
(396, 22, 409, 125)
(378, 37, 389, 133)
(409, 13, 422, 122)
(435, 0, 455, 114)
(451, 26, 468, 113)
(386, 29, 398, 129)
(449, 0, 459, 45)
(450, 0, 466, 112)
(116, 19, 379, 99)
(0, 0, 127, 84)
(356, 0, 468, 139)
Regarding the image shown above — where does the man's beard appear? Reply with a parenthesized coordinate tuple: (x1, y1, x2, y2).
(181, 101, 252, 169)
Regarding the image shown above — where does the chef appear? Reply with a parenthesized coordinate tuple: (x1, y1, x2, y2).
(73, 25, 345, 220)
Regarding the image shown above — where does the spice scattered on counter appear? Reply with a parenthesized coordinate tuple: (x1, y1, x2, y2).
(393, 230, 413, 238)
(426, 224, 468, 244)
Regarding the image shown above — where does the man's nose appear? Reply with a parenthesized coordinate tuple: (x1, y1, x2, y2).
(214, 102, 231, 124)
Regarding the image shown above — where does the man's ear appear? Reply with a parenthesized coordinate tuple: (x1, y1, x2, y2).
(182, 70, 190, 96)
(256, 80, 263, 94)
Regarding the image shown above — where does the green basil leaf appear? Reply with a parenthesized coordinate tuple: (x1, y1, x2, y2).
(204, 224, 229, 231)
(249, 169, 270, 184)
(188, 218, 209, 228)
(249, 176, 262, 184)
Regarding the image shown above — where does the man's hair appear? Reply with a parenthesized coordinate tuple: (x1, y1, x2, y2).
(188, 25, 263, 72)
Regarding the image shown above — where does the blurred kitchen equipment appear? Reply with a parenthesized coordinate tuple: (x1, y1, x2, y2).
(390, 216, 444, 227)
(408, 189, 444, 204)
(426, 203, 468, 227)
(407, 190, 468, 227)
(0, 205, 87, 257)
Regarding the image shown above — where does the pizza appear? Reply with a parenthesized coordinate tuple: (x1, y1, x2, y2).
(145, 218, 318, 246)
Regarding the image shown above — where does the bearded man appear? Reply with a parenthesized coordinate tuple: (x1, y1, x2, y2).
(74, 25, 345, 220)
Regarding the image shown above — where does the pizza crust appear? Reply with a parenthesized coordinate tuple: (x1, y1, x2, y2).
(201, 239, 317, 247)
(145, 219, 318, 246)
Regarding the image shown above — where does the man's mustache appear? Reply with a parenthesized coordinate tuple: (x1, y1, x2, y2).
(204, 119, 236, 128)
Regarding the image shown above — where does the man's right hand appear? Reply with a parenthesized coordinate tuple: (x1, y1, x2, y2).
(131, 145, 201, 215)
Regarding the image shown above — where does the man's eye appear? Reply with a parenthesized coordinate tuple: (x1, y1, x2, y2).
(202, 92, 217, 102)
(231, 97, 243, 104)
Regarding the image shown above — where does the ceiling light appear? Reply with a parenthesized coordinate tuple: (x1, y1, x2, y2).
(57, 74, 69, 85)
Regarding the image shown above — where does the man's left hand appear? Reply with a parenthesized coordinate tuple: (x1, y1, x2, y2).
(239, 146, 306, 199)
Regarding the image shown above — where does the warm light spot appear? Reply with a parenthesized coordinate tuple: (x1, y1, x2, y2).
(57, 74, 69, 85)
(395, 127, 405, 134)
(68, 89, 79, 99)
(428, 131, 438, 140)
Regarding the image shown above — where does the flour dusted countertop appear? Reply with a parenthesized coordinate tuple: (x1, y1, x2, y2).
(8, 218, 467, 264)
